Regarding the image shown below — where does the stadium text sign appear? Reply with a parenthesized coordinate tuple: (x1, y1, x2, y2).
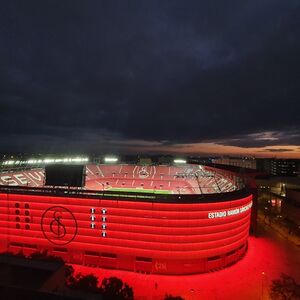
(0, 171, 44, 186)
(208, 202, 252, 219)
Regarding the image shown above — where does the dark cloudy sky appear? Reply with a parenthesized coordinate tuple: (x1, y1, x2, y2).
(0, 1, 300, 157)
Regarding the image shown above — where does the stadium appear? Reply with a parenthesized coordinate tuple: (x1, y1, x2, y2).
(0, 159, 253, 275)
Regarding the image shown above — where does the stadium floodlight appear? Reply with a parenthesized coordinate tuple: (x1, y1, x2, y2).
(104, 157, 118, 163)
(44, 159, 55, 164)
(71, 157, 86, 162)
(27, 159, 38, 164)
(2, 156, 89, 166)
(43, 157, 88, 164)
(174, 159, 187, 164)
(5, 160, 15, 165)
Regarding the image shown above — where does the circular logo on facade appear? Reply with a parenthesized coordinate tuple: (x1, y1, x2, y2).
(138, 167, 149, 179)
(41, 206, 77, 245)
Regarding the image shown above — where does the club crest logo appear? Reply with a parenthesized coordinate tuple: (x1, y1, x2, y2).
(41, 206, 77, 245)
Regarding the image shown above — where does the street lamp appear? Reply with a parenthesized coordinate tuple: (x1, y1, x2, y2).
(261, 271, 266, 299)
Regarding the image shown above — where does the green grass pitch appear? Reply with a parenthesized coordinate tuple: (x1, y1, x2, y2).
(108, 187, 172, 194)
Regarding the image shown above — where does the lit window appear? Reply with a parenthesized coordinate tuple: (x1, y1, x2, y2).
(102, 216, 106, 222)
(90, 208, 95, 214)
(102, 231, 107, 237)
(90, 223, 95, 229)
(102, 208, 107, 214)
(90, 215, 95, 221)
(102, 224, 107, 229)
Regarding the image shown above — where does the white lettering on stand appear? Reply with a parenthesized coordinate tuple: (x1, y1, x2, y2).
(208, 202, 252, 219)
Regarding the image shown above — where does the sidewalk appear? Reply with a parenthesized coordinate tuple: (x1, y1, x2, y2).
(257, 213, 300, 247)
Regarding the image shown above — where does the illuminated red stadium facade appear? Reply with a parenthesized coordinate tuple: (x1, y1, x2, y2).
(0, 164, 252, 274)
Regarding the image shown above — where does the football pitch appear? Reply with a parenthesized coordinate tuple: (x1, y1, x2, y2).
(108, 187, 172, 194)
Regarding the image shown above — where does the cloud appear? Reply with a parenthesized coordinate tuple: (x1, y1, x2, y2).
(260, 148, 295, 153)
(0, 1, 299, 153)
(215, 130, 300, 148)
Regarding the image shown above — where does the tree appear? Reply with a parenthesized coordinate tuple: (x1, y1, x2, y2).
(270, 273, 300, 300)
(66, 272, 133, 299)
(164, 295, 185, 300)
(70, 273, 99, 293)
(65, 264, 75, 286)
(100, 277, 133, 300)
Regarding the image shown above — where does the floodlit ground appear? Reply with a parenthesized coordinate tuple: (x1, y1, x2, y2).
(72, 222, 300, 300)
